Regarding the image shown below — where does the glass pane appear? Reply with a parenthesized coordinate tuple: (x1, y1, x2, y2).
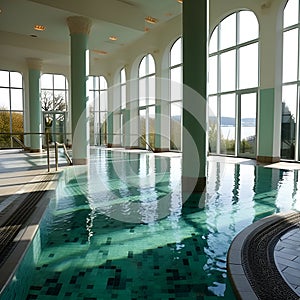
(171, 38, 182, 66)
(208, 96, 218, 153)
(11, 112, 24, 145)
(170, 101, 182, 151)
(283, 29, 298, 83)
(239, 43, 258, 89)
(208, 55, 218, 94)
(54, 113, 65, 143)
(240, 93, 256, 155)
(100, 112, 107, 145)
(220, 50, 236, 92)
(171, 67, 183, 101)
(0, 88, 10, 109)
(0, 110, 11, 147)
(41, 74, 53, 89)
(220, 13, 236, 50)
(10, 89, 23, 110)
(121, 85, 126, 109)
(87, 76, 93, 91)
(93, 76, 100, 90)
(209, 28, 218, 53)
(139, 78, 146, 107)
(284, 0, 299, 28)
(100, 91, 107, 111)
(148, 106, 155, 149)
(54, 74, 66, 90)
(41, 90, 54, 111)
(220, 93, 235, 155)
(148, 54, 155, 74)
(10, 72, 22, 88)
(54, 91, 66, 111)
(88, 91, 95, 110)
(0, 110, 10, 133)
(281, 84, 297, 159)
(239, 11, 258, 44)
(100, 76, 107, 90)
(139, 109, 146, 148)
(0, 70, 9, 87)
(121, 68, 126, 84)
(139, 56, 147, 77)
(148, 76, 155, 106)
(93, 91, 99, 111)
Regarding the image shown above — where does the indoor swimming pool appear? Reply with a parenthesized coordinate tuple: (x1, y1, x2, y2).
(2, 148, 300, 299)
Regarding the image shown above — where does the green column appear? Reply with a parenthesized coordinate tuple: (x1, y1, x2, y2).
(67, 16, 92, 165)
(27, 58, 42, 152)
(182, 0, 208, 193)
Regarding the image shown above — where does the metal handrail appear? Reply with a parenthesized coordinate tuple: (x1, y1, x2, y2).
(54, 141, 72, 171)
(139, 135, 155, 152)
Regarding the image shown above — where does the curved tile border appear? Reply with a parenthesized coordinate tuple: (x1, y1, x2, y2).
(227, 210, 300, 300)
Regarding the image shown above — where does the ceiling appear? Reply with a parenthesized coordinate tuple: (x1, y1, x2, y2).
(0, 0, 182, 66)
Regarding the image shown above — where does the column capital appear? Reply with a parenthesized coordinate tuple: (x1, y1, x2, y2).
(67, 16, 92, 35)
(26, 58, 42, 70)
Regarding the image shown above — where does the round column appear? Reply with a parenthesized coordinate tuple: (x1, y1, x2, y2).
(27, 58, 42, 152)
(67, 16, 92, 165)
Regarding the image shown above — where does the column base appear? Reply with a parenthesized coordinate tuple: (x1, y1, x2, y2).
(124, 146, 141, 150)
(72, 158, 88, 165)
(182, 176, 206, 193)
(153, 148, 169, 153)
(107, 144, 122, 148)
(30, 148, 42, 153)
(256, 156, 280, 164)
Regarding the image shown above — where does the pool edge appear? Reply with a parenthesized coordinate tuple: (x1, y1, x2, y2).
(227, 210, 300, 300)
(0, 171, 62, 296)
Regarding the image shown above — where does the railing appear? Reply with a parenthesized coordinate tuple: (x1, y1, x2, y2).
(139, 135, 155, 152)
(54, 141, 73, 171)
(0, 132, 72, 172)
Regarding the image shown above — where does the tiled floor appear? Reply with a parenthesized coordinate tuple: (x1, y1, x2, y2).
(274, 227, 300, 295)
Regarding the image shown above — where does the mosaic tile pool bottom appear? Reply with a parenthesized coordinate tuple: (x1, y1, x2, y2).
(26, 207, 234, 300)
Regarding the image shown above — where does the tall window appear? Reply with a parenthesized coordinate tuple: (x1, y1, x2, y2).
(138, 54, 156, 149)
(170, 37, 183, 151)
(88, 76, 108, 146)
(208, 11, 259, 157)
(0, 70, 24, 148)
(41, 74, 68, 145)
(281, 0, 300, 160)
(120, 68, 126, 146)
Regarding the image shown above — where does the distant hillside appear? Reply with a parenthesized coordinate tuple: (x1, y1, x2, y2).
(209, 116, 256, 127)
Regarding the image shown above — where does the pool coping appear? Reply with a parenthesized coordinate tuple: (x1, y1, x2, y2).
(0, 171, 61, 295)
(227, 210, 300, 300)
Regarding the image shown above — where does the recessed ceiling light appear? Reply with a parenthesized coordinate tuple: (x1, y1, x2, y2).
(145, 16, 158, 24)
(109, 36, 117, 41)
(177, 0, 183, 3)
(30, 34, 38, 38)
(34, 25, 46, 31)
(92, 49, 108, 55)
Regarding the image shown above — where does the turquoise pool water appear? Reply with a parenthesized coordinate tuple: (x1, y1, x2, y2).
(3, 149, 300, 299)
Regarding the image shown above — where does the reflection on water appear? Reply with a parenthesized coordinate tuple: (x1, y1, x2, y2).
(3, 149, 300, 299)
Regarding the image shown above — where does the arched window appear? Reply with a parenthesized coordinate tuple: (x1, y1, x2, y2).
(41, 73, 68, 145)
(170, 37, 182, 151)
(0, 70, 24, 148)
(88, 76, 108, 146)
(138, 54, 155, 149)
(208, 10, 259, 157)
(281, 0, 300, 160)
